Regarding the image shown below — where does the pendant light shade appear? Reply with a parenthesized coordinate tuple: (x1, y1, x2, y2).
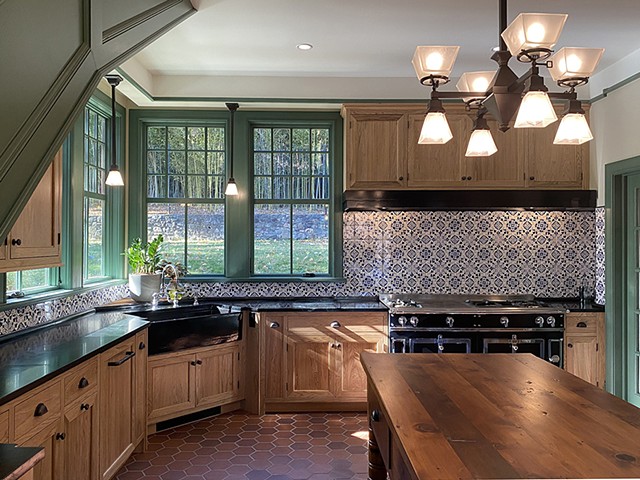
(225, 102, 239, 196)
(104, 74, 124, 187)
(456, 71, 495, 103)
(412, 46, 459, 84)
(514, 91, 557, 128)
(466, 129, 498, 157)
(554, 113, 593, 145)
(418, 98, 452, 144)
(501, 13, 567, 57)
(548, 47, 605, 84)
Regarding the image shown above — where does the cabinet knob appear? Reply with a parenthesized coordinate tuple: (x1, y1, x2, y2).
(371, 410, 380, 422)
(529, 176, 535, 180)
(269, 322, 280, 329)
(398, 176, 404, 181)
(78, 377, 89, 389)
(80, 403, 90, 411)
(467, 176, 472, 180)
(11, 238, 21, 246)
(34, 403, 48, 417)
(568, 343, 573, 348)
(196, 359, 203, 365)
(461, 176, 467, 180)
(190, 360, 197, 366)
(55, 432, 65, 440)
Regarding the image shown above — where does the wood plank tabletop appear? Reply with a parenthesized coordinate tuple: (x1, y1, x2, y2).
(361, 352, 640, 479)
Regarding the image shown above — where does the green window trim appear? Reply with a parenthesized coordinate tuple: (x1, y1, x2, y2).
(129, 109, 343, 281)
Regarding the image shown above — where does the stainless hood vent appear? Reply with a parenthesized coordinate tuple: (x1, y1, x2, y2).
(343, 190, 596, 212)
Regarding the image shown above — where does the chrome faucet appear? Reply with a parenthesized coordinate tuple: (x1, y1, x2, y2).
(158, 263, 178, 302)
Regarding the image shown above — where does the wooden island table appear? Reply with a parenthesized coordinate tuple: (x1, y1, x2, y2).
(361, 352, 640, 479)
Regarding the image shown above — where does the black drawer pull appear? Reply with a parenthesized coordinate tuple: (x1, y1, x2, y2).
(330, 321, 341, 328)
(190, 360, 197, 366)
(196, 359, 203, 365)
(576, 321, 588, 328)
(568, 343, 573, 348)
(269, 322, 280, 329)
(11, 238, 21, 246)
(78, 377, 89, 389)
(108, 351, 136, 366)
(34, 403, 48, 417)
(139, 341, 146, 350)
(55, 432, 65, 440)
(80, 403, 90, 411)
(371, 410, 380, 422)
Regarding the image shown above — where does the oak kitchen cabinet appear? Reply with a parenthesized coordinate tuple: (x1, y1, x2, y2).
(259, 311, 387, 411)
(342, 103, 589, 191)
(147, 342, 243, 429)
(564, 311, 606, 389)
(0, 149, 62, 272)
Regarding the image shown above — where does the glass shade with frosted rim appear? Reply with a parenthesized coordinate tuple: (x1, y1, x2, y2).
(553, 113, 593, 145)
(514, 91, 558, 128)
(105, 167, 124, 186)
(549, 47, 605, 82)
(466, 129, 498, 157)
(412, 46, 460, 81)
(224, 178, 238, 196)
(501, 13, 568, 57)
(418, 112, 453, 144)
(456, 71, 495, 102)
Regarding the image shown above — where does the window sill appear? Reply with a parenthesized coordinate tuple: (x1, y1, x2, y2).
(183, 276, 346, 284)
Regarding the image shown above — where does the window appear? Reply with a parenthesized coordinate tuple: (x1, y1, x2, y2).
(145, 124, 226, 274)
(253, 126, 330, 275)
(6, 268, 57, 296)
(83, 104, 109, 281)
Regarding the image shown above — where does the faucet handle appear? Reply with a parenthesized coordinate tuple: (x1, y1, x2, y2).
(151, 292, 159, 308)
(193, 296, 199, 306)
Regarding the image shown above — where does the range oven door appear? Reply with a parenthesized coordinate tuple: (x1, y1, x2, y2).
(482, 333, 545, 357)
(409, 335, 472, 354)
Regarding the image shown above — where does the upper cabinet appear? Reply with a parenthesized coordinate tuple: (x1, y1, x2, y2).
(342, 103, 589, 191)
(0, 149, 62, 272)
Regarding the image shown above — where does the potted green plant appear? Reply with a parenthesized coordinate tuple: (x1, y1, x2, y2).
(125, 234, 164, 302)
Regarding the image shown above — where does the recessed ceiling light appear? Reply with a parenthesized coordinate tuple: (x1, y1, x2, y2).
(297, 43, 313, 51)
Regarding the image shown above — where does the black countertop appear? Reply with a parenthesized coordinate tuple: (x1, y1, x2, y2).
(540, 297, 605, 313)
(0, 443, 44, 480)
(0, 311, 148, 406)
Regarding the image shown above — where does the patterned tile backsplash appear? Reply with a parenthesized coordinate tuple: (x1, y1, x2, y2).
(0, 210, 601, 337)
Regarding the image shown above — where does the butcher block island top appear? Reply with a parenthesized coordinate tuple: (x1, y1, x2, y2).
(360, 353, 640, 479)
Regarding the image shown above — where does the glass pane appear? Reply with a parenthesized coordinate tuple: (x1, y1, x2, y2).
(147, 202, 186, 265)
(292, 129, 310, 151)
(97, 116, 106, 142)
(312, 128, 329, 152)
(96, 168, 104, 195)
(254, 128, 272, 151)
(312, 153, 329, 175)
(208, 152, 225, 176)
(147, 151, 166, 174)
(313, 177, 330, 200)
(187, 175, 207, 198)
(97, 142, 105, 169)
(207, 127, 225, 151)
(209, 176, 225, 199)
(88, 166, 96, 193)
(148, 175, 166, 198)
(292, 153, 310, 175)
(188, 127, 206, 150)
(88, 140, 96, 165)
(254, 204, 291, 274)
(169, 152, 186, 175)
(188, 151, 206, 175)
(293, 204, 329, 274)
(84, 197, 104, 279)
(254, 176, 271, 199)
(274, 153, 291, 175)
(169, 176, 186, 198)
(88, 110, 97, 138)
(148, 126, 166, 149)
(273, 128, 291, 152)
(292, 177, 311, 199)
(254, 153, 272, 175)
(5, 272, 17, 292)
(21, 268, 49, 290)
(168, 127, 186, 150)
(187, 204, 224, 274)
(273, 176, 290, 199)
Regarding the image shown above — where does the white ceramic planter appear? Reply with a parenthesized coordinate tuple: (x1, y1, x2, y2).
(128, 273, 162, 302)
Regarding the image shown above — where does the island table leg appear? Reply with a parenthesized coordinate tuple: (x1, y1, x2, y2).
(368, 425, 387, 480)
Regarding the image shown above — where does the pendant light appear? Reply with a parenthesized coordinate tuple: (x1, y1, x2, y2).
(553, 99, 593, 145)
(224, 102, 239, 196)
(104, 74, 124, 187)
(466, 110, 497, 157)
(418, 97, 453, 145)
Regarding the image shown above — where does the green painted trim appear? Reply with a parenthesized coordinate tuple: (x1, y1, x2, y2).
(182, 276, 346, 283)
(605, 155, 640, 399)
(591, 72, 640, 104)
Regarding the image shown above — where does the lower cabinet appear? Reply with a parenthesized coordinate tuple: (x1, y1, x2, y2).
(261, 311, 388, 411)
(61, 391, 99, 480)
(17, 422, 63, 480)
(564, 312, 606, 389)
(147, 342, 242, 427)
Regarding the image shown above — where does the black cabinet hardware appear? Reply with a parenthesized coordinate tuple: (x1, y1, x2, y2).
(568, 343, 573, 348)
(11, 238, 21, 246)
(330, 321, 341, 328)
(371, 410, 380, 422)
(80, 403, 90, 411)
(55, 432, 65, 440)
(34, 403, 48, 417)
(196, 359, 203, 365)
(78, 377, 89, 389)
(108, 351, 136, 366)
(576, 322, 588, 328)
(139, 342, 146, 350)
(269, 321, 280, 329)
(190, 360, 197, 366)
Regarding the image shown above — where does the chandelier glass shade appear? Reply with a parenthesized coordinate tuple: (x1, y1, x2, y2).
(501, 13, 567, 58)
(466, 129, 498, 157)
(554, 113, 593, 145)
(456, 71, 495, 103)
(514, 91, 558, 128)
(548, 47, 605, 85)
(419, 112, 453, 145)
(412, 46, 460, 84)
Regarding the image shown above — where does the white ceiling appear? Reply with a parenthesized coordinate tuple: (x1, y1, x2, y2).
(118, 0, 640, 108)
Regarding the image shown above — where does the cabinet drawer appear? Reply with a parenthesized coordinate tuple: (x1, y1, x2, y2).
(64, 357, 98, 405)
(566, 315, 598, 334)
(14, 380, 61, 442)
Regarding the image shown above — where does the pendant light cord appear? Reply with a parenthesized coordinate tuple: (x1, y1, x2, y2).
(225, 103, 239, 179)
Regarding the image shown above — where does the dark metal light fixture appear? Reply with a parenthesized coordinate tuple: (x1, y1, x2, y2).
(413, 0, 604, 152)
(224, 102, 239, 196)
(105, 74, 124, 186)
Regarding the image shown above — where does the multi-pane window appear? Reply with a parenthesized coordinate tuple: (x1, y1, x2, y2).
(253, 126, 331, 275)
(6, 269, 55, 296)
(146, 125, 226, 274)
(83, 105, 108, 281)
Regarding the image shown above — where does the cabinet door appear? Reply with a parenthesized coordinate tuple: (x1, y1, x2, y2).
(407, 113, 466, 187)
(99, 338, 137, 480)
(133, 330, 148, 445)
(565, 335, 598, 386)
(147, 352, 196, 421)
(464, 120, 524, 188)
(333, 313, 387, 399)
(0, 408, 8, 443)
(262, 314, 286, 401)
(18, 422, 63, 480)
(196, 343, 241, 407)
(285, 316, 334, 400)
(62, 391, 98, 480)
(345, 110, 407, 189)
(5, 150, 62, 266)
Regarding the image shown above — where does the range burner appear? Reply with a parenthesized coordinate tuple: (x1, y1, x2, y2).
(390, 299, 423, 309)
(465, 299, 546, 308)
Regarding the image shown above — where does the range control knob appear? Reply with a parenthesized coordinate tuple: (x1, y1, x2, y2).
(409, 316, 419, 327)
(397, 316, 408, 327)
(500, 316, 509, 328)
(445, 316, 454, 327)
(546, 316, 556, 328)
(534, 316, 545, 327)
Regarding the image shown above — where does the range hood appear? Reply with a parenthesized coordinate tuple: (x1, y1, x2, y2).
(343, 190, 596, 211)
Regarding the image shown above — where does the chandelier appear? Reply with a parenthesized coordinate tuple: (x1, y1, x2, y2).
(412, 0, 604, 156)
